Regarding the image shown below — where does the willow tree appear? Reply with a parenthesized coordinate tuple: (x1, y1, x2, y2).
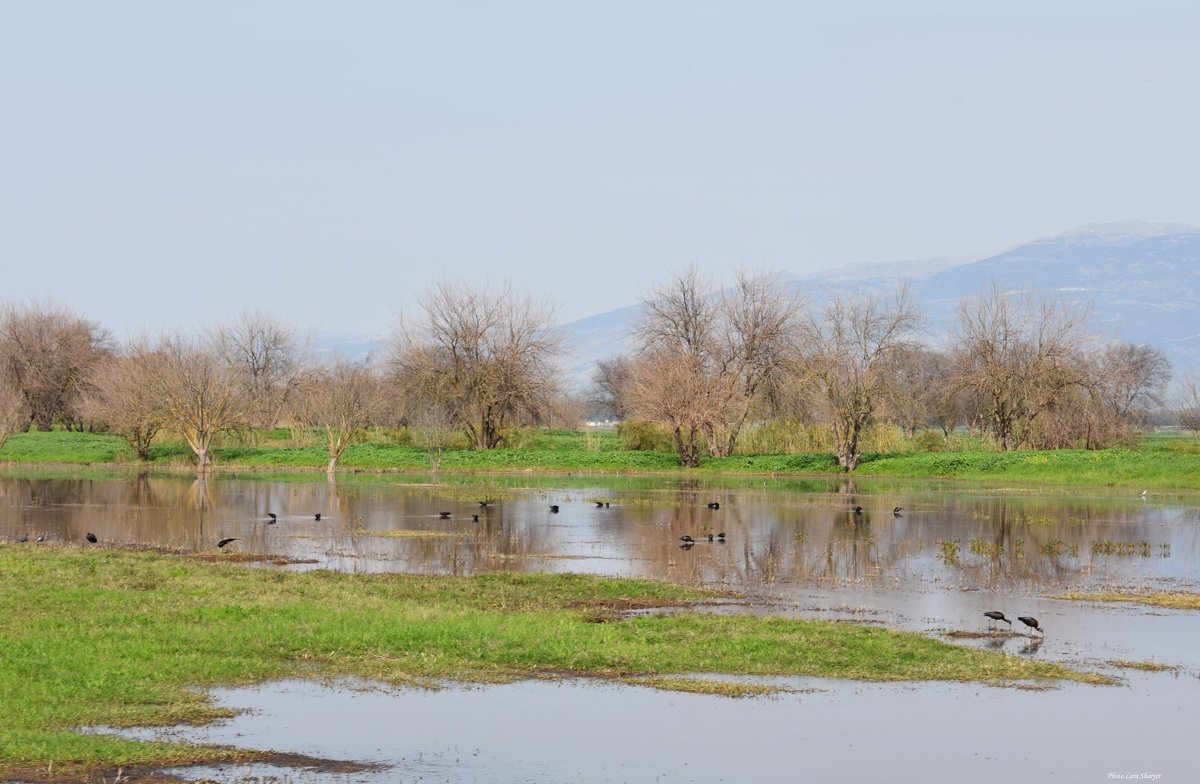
(293, 358, 385, 474)
(84, 347, 168, 460)
(213, 310, 306, 429)
(148, 336, 251, 473)
(953, 284, 1091, 450)
(390, 281, 561, 449)
(627, 269, 799, 466)
(0, 301, 110, 431)
(0, 382, 27, 451)
(801, 285, 921, 470)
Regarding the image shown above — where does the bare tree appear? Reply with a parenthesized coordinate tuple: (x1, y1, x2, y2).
(1178, 374, 1200, 436)
(0, 382, 28, 451)
(589, 357, 633, 421)
(952, 283, 1091, 450)
(148, 335, 252, 473)
(800, 285, 921, 470)
(627, 269, 800, 464)
(293, 359, 386, 475)
(0, 301, 111, 431)
(83, 346, 167, 460)
(213, 310, 305, 429)
(1092, 343, 1172, 425)
(390, 281, 562, 449)
(624, 350, 712, 468)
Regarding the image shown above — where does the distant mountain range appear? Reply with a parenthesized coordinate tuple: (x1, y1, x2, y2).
(558, 220, 1200, 390)
(313, 221, 1200, 392)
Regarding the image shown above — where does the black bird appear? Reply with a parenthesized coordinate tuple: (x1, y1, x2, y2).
(1017, 616, 1043, 636)
(314, 513, 321, 521)
(595, 501, 604, 508)
(893, 506, 904, 516)
(479, 500, 489, 507)
(18, 532, 29, 543)
(472, 514, 480, 522)
(267, 512, 277, 524)
(604, 502, 610, 508)
(853, 506, 863, 515)
(85, 532, 98, 543)
(984, 611, 1011, 629)
(439, 512, 452, 519)
(217, 538, 238, 549)
(717, 531, 726, 541)
(680, 535, 695, 544)
(707, 533, 714, 542)
(550, 505, 559, 513)
(36, 533, 45, 543)
(707, 502, 720, 510)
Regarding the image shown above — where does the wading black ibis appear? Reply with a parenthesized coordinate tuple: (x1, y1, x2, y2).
(267, 512, 277, 524)
(217, 538, 238, 549)
(984, 611, 1011, 629)
(85, 532, 98, 543)
(893, 506, 904, 516)
(314, 513, 321, 521)
(680, 535, 695, 544)
(550, 505, 559, 513)
(707, 502, 720, 510)
(439, 512, 452, 519)
(1018, 616, 1043, 635)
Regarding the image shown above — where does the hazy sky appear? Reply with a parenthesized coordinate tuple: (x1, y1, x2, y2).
(3, 1, 1198, 337)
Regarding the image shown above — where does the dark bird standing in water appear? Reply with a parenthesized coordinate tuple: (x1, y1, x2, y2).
(707, 502, 720, 510)
(1018, 616, 1043, 635)
(853, 506, 863, 515)
(85, 533, 98, 543)
(314, 513, 321, 521)
(267, 512, 277, 524)
(707, 533, 714, 542)
(984, 611, 1011, 629)
(595, 501, 604, 508)
(893, 506, 903, 516)
(217, 538, 238, 549)
(439, 512, 452, 519)
(717, 532, 726, 541)
(472, 514, 480, 522)
(550, 505, 559, 513)
(479, 500, 489, 507)
(680, 535, 695, 544)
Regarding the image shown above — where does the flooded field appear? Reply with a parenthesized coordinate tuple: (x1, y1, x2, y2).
(4, 470, 1198, 782)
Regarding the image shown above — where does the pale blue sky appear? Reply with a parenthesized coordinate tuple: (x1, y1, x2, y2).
(3, 1, 1198, 336)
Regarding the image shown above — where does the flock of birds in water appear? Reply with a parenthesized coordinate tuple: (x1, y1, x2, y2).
(9, 498, 1050, 639)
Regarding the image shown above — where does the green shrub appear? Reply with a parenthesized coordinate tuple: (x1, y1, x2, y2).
(618, 419, 675, 452)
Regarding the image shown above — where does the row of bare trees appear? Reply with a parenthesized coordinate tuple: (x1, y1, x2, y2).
(604, 275, 1177, 468)
(0, 275, 1190, 474)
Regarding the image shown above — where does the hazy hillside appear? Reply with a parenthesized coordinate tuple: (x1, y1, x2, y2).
(558, 221, 1200, 391)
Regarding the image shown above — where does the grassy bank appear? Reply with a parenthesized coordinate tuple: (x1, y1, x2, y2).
(0, 546, 1104, 778)
(2, 429, 1199, 489)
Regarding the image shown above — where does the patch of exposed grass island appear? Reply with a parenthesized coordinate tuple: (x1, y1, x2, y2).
(0, 547, 1112, 779)
(1056, 591, 1200, 610)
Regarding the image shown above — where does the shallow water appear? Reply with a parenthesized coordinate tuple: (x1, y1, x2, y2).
(4, 470, 1199, 781)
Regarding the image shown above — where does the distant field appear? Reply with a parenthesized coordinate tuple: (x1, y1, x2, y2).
(1, 428, 1198, 489)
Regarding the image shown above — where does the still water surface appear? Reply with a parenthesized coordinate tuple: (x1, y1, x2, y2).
(4, 470, 1198, 782)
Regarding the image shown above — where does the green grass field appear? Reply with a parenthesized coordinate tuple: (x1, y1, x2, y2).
(0, 546, 1106, 778)
(2, 427, 1198, 489)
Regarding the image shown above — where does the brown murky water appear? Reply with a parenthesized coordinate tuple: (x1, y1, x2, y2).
(5, 470, 1199, 782)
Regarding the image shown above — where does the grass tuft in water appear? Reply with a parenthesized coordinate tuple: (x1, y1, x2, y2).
(1056, 591, 1200, 610)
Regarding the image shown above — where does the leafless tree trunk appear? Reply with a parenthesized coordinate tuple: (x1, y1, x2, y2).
(627, 269, 800, 464)
(800, 284, 921, 470)
(82, 346, 168, 460)
(0, 301, 111, 431)
(389, 281, 562, 450)
(293, 359, 385, 475)
(952, 283, 1091, 450)
(147, 335, 252, 474)
(213, 310, 305, 430)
